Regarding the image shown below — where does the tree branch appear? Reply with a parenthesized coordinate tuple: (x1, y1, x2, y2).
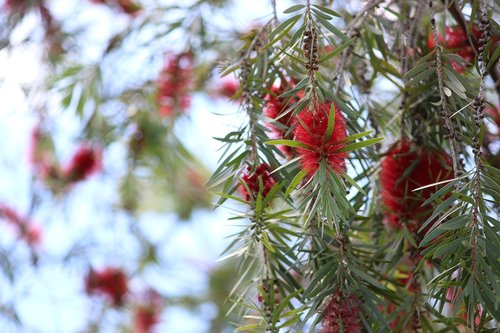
(442, 0, 500, 104)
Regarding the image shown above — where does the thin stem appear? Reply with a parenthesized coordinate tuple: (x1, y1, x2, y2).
(441, 0, 500, 104)
(428, 0, 462, 180)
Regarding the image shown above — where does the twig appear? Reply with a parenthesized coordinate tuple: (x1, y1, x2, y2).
(428, 0, 462, 180)
(442, 0, 500, 104)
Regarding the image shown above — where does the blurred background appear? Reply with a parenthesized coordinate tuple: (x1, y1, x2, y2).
(0, 0, 298, 332)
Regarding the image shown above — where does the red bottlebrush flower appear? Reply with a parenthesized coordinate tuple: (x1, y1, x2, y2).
(117, 0, 141, 15)
(321, 290, 363, 333)
(156, 52, 193, 117)
(0, 204, 25, 226)
(293, 102, 347, 176)
(62, 145, 101, 183)
(133, 289, 163, 333)
(22, 223, 43, 248)
(428, 26, 485, 73)
(85, 267, 129, 306)
(0, 204, 43, 248)
(486, 105, 500, 131)
(264, 83, 301, 157)
(380, 140, 453, 232)
(217, 77, 239, 99)
(238, 164, 276, 202)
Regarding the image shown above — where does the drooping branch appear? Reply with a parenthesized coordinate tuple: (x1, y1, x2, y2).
(442, 0, 500, 103)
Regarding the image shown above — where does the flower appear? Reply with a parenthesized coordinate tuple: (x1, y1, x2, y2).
(85, 267, 129, 306)
(62, 145, 101, 183)
(293, 102, 347, 176)
(133, 289, 163, 333)
(428, 26, 482, 73)
(238, 164, 276, 202)
(321, 290, 363, 333)
(380, 140, 453, 232)
(216, 77, 239, 99)
(89, 0, 141, 15)
(156, 52, 193, 117)
(264, 83, 301, 157)
(0, 204, 43, 248)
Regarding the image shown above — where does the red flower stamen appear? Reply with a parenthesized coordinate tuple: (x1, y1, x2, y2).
(321, 290, 363, 333)
(380, 140, 453, 232)
(293, 102, 347, 176)
(238, 164, 276, 202)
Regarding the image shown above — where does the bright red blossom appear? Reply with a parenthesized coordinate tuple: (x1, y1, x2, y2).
(156, 52, 193, 117)
(428, 26, 484, 73)
(85, 267, 129, 306)
(264, 84, 300, 157)
(62, 145, 101, 182)
(217, 78, 239, 99)
(293, 102, 347, 176)
(133, 289, 163, 333)
(238, 164, 276, 202)
(380, 140, 453, 232)
(321, 290, 363, 333)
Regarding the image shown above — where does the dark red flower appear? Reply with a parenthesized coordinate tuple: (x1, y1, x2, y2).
(321, 290, 363, 333)
(264, 83, 300, 157)
(486, 105, 500, 130)
(85, 267, 128, 306)
(428, 26, 485, 73)
(293, 102, 347, 176)
(156, 52, 192, 117)
(217, 77, 239, 99)
(0, 204, 43, 248)
(133, 289, 163, 333)
(238, 164, 276, 202)
(117, 0, 141, 14)
(380, 140, 453, 232)
(62, 145, 101, 183)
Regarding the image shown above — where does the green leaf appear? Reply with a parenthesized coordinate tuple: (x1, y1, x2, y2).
(285, 169, 308, 197)
(283, 4, 305, 13)
(315, 16, 348, 41)
(319, 37, 356, 63)
(264, 15, 302, 50)
(312, 4, 340, 17)
(265, 139, 312, 150)
(338, 137, 384, 152)
(341, 172, 366, 195)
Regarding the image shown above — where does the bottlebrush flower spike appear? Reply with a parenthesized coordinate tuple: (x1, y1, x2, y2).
(321, 290, 363, 333)
(380, 140, 453, 232)
(238, 164, 276, 202)
(62, 145, 101, 183)
(216, 77, 239, 99)
(156, 52, 193, 117)
(264, 83, 299, 157)
(84, 267, 129, 306)
(293, 102, 347, 176)
(133, 289, 163, 333)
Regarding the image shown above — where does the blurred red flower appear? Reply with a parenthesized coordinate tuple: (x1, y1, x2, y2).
(380, 140, 453, 232)
(133, 289, 163, 333)
(85, 267, 129, 306)
(62, 145, 102, 183)
(156, 52, 193, 117)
